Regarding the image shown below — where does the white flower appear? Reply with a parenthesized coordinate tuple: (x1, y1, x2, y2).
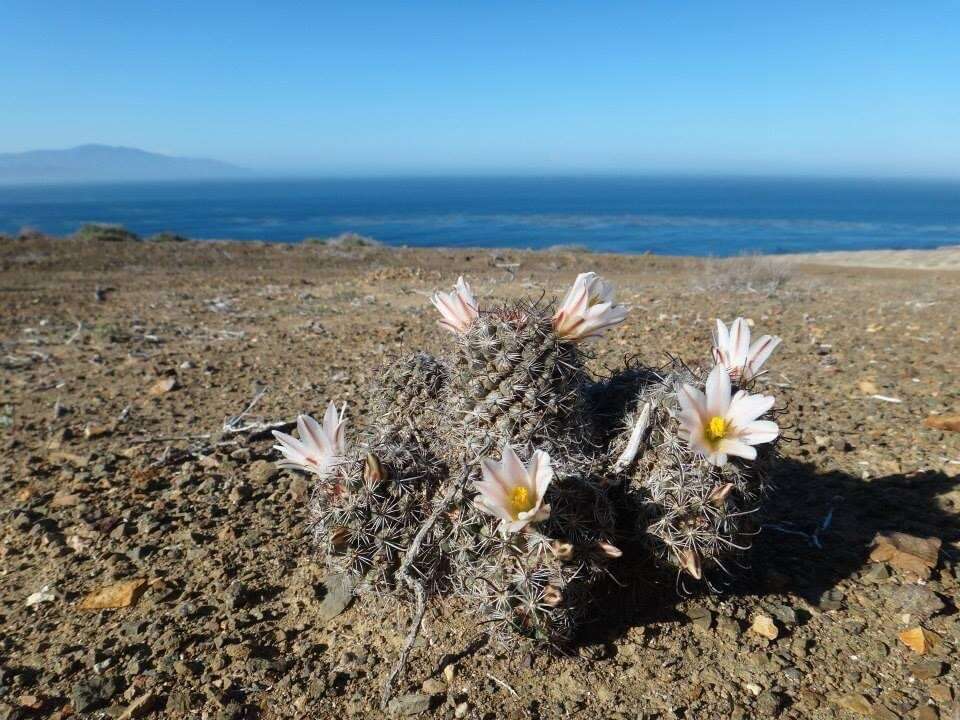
(552, 272, 628, 343)
(712, 317, 781, 383)
(677, 547, 702, 580)
(431, 276, 478, 334)
(474, 445, 552, 533)
(613, 402, 651, 474)
(596, 541, 623, 558)
(272, 401, 348, 478)
(677, 365, 779, 467)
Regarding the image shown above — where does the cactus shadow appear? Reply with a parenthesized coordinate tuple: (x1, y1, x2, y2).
(736, 457, 958, 605)
(578, 458, 958, 649)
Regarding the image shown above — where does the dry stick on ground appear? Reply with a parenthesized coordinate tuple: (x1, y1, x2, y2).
(65, 321, 83, 345)
(143, 391, 291, 467)
(380, 442, 493, 710)
(222, 387, 268, 432)
(221, 387, 294, 437)
(130, 433, 214, 445)
(487, 673, 519, 699)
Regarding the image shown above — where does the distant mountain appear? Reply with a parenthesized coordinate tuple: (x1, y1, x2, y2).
(0, 144, 248, 183)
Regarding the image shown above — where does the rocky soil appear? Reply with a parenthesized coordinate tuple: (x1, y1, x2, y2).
(1, 236, 958, 719)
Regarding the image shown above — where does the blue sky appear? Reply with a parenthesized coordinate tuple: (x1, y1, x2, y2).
(2, 1, 958, 177)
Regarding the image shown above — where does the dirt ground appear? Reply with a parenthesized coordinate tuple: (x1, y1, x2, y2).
(1, 236, 958, 720)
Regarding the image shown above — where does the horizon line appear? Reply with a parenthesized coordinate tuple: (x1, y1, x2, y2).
(4, 169, 960, 186)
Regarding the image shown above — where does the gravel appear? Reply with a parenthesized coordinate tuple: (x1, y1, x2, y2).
(0, 238, 957, 718)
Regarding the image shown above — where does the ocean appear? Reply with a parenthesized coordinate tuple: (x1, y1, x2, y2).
(1, 176, 958, 256)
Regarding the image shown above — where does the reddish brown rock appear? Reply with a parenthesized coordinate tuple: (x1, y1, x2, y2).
(78, 579, 148, 610)
(869, 533, 941, 579)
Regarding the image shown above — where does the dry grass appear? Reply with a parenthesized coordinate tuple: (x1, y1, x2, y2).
(696, 253, 793, 295)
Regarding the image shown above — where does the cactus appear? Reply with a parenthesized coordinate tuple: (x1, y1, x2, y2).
(311, 444, 446, 593)
(367, 351, 448, 453)
(440, 301, 591, 462)
(276, 272, 784, 656)
(607, 362, 779, 587)
(441, 444, 618, 645)
(310, 352, 451, 594)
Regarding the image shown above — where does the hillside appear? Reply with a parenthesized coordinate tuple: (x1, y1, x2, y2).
(0, 144, 247, 183)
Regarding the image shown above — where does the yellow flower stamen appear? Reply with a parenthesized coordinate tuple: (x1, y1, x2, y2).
(509, 486, 535, 516)
(704, 416, 728, 448)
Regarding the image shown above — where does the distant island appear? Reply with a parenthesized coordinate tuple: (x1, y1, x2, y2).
(0, 144, 248, 184)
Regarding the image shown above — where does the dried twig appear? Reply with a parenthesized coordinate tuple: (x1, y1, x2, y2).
(487, 673, 519, 699)
(220, 388, 293, 436)
(380, 443, 492, 710)
(380, 580, 428, 711)
(223, 387, 268, 432)
(245, 420, 296, 441)
(65, 321, 83, 345)
(763, 506, 835, 549)
(129, 433, 213, 445)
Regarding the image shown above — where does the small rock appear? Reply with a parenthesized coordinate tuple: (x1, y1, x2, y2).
(147, 376, 178, 397)
(756, 691, 785, 717)
(800, 689, 823, 708)
(928, 684, 953, 703)
(923, 414, 960, 432)
(117, 692, 155, 719)
(870, 533, 941, 579)
(717, 616, 742, 638)
(126, 546, 153, 563)
(783, 667, 803, 683)
(25, 584, 57, 607)
(834, 693, 873, 716)
(12, 511, 32, 531)
(908, 660, 944, 680)
(790, 637, 810, 658)
(317, 573, 354, 623)
(229, 483, 252, 504)
(443, 664, 456, 683)
(387, 693, 431, 716)
(899, 626, 941, 655)
(289, 476, 309, 503)
(248, 460, 279, 485)
(72, 683, 104, 713)
(685, 604, 713, 630)
(770, 605, 798, 626)
(890, 585, 945, 619)
(818, 589, 844, 611)
(454, 702, 469, 718)
(84, 423, 113, 439)
(79, 579, 147, 610)
(166, 689, 192, 714)
(50, 490, 82, 508)
(421, 678, 445, 695)
(873, 707, 901, 720)
(16, 694, 45, 711)
(832, 436, 853, 452)
(71, 677, 119, 713)
(226, 581, 251, 611)
(864, 563, 891, 583)
(751, 614, 779, 640)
